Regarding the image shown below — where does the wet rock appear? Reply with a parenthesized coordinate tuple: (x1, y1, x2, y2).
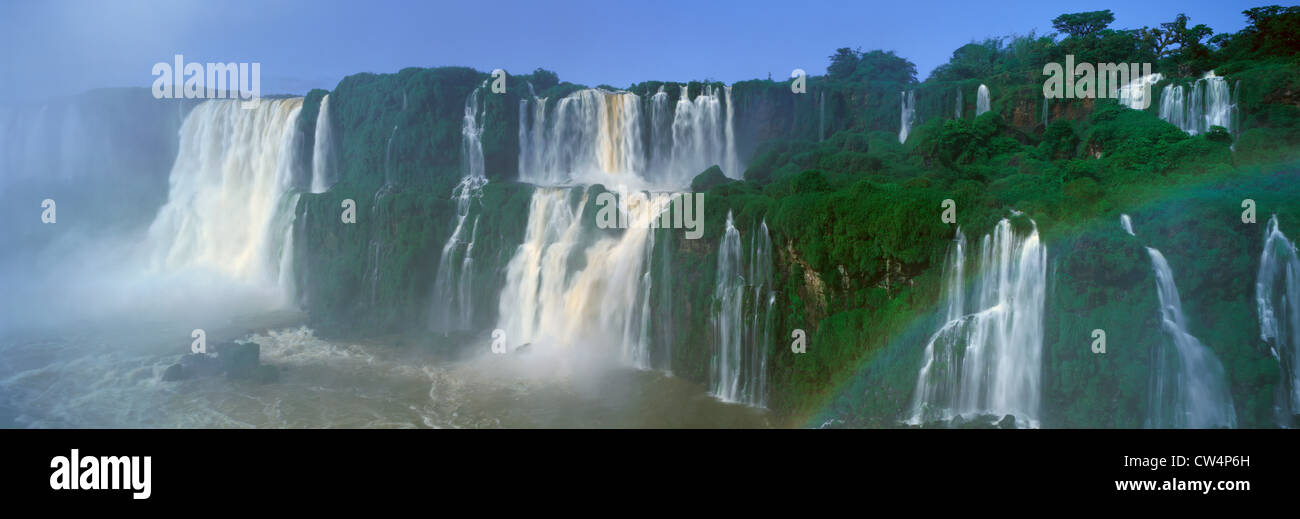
(215, 341, 261, 380)
(162, 341, 278, 384)
(997, 414, 1017, 429)
(179, 352, 222, 378)
(161, 363, 186, 382)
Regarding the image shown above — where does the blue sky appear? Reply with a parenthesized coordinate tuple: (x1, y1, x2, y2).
(0, 0, 1267, 102)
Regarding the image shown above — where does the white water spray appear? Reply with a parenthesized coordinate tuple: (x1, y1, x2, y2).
(1159, 72, 1239, 136)
(898, 91, 916, 144)
(908, 218, 1046, 426)
(710, 213, 773, 407)
(976, 84, 990, 116)
(145, 98, 304, 305)
(431, 86, 489, 332)
(1121, 214, 1237, 428)
(1256, 215, 1300, 423)
(310, 94, 335, 193)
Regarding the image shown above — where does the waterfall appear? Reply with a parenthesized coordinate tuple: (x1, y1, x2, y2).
(499, 83, 749, 395)
(1121, 214, 1237, 428)
(1159, 84, 1185, 131)
(431, 86, 489, 332)
(724, 85, 739, 178)
(517, 85, 741, 187)
(496, 187, 666, 363)
(672, 85, 739, 182)
(145, 98, 304, 304)
(976, 84, 990, 116)
(1118, 73, 1162, 111)
(1256, 215, 1300, 423)
(898, 91, 916, 144)
(710, 213, 773, 407)
(517, 88, 645, 186)
(1145, 249, 1238, 428)
(908, 218, 1046, 427)
(310, 94, 335, 193)
(648, 86, 673, 175)
(1158, 72, 1238, 136)
(955, 88, 963, 119)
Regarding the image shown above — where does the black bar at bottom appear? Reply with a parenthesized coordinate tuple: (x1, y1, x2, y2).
(0, 429, 1288, 507)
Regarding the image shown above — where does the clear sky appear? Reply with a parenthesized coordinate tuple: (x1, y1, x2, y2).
(0, 0, 1269, 103)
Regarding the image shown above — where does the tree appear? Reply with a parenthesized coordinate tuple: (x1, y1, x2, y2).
(853, 50, 917, 84)
(828, 47, 860, 80)
(530, 68, 559, 91)
(1137, 26, 1179, 57)
(1052, 10, 1116, 38)
(1238, 5, 1300, 57)
(1161, 13, 1214, 51)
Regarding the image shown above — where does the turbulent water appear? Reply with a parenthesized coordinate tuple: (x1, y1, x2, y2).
(1256, 215, 1300, 424)
(0, 320, 769, 428)
(908, 218, 1047, 427)
(1122, 215, 1237, 428)
(976, 84, 990, 116)
(1158, 72, 1239, 136)
(145, 98, 304, 305)
(898, 91, 916, 144)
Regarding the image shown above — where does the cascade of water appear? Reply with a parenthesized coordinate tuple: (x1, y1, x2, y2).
(517, 85, 742, 188)
(709, 212, 773, 406)
(1256, 215, 1300, 423)
(908, 218, 1046, 427)
(1158, 72, 1238, 136)
(976, 84, 990, 116)
(310, 94, 335, 193)
(1120, 214, 1238, 428)
(649, 86, 673, 175)
(1144, 248, 1238, 428)
(1118, 73, 1163, 111)
(431, 86, 489, 332)
(517, 89, 645, 186)
(501, 84, 749, 399)
(898, 91, 916, 144)
(724, 85, 739, 178)
(145, 98, 305, 304)
(955, 88, 963, 119)
(1159, 84, 1186, 131)
(672, 85, 731, 183)
(496, 188, 668, 355)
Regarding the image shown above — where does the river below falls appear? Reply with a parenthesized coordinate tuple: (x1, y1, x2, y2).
(0, 314, 772, 428)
